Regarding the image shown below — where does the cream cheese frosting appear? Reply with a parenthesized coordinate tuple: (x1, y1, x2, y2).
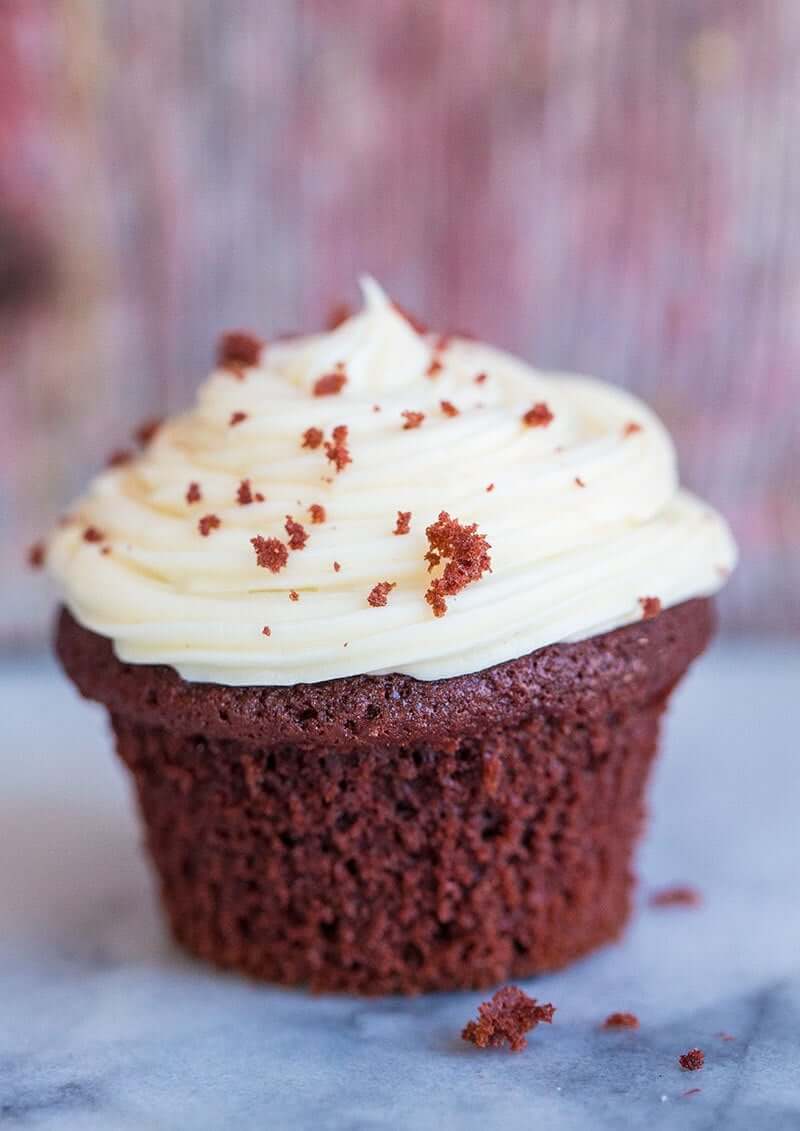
(46, 278, 736, 685)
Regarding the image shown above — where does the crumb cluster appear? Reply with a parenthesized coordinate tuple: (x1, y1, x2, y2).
(424, 511, 492, 617)
(401, 410, 425, 430)
(522, 402, 554, 428)
(218, 330, 263, 372)
(285, 516, 309, 550)
(367, 581, 396, 607)
(251, 535, 289, 572)
(198, 514, 221, 537)
(679, 1048, 705, 1072)
(324, 425, 351, 472)
(639, 596, 662, 620)
(462, 986, 555, 1053)
(394, 510, 411, 536)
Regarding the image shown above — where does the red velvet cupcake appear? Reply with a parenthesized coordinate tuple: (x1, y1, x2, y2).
(46, 279, 736, 993)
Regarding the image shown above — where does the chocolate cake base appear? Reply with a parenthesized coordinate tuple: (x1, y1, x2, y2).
(56, 599, 714, 995)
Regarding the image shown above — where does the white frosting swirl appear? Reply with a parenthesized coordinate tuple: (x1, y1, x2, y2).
(47, 279, 736, 685)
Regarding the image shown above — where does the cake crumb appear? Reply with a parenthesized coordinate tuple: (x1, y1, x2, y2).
(326, 302, 351, 330)
(134, 418, 162, 447)
(285, 516, 309, 550)
(426, 358, 443, 378)
(218, 330, 263, 373)
(394, 510, 411, 535)
(623, 421, 643, 437)
(462, 986, 555, 1053)
(309, 503, 326, 524)
(313, 371, 347, 397)
(367, 581, 396, 607)
(575, 476, 586, 488)
(302, 426, 324, 450)
(262, 625, 271, 637)
(716, 1032, 736, 1042)
(474, 372, 487, 384)
(289, 590, 299, 602)
(186, 481, 202, 504)
(251, 536, 289, 572)
(486, 483, 495, 492)
(401, 410, 425, 430)
(602, 1012, 639, 1030)
(83, 526, 104, 543)
(198, 514, 221, 537)
(237, 479, 257, 506)
(333, 561, 341, 572)
(522, 402, 554, 428)
(324, 425, 351, 472)
(229, 411, 248, 427)
(372, 404, 381, 412)
(440, 399, 459, 417)
(649, 885, 702, 908)
(424, 511, 492, 617)
(679, 1048, 705, 1072)
(27, 541, 46, 569)
(106, 449, 132, 468)
(639, 596, 662, 620)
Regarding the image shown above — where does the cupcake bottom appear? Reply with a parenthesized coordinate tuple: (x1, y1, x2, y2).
(57, 599, 713, 995)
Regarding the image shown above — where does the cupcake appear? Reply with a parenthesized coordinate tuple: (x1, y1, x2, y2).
(46, 279, 736, 994)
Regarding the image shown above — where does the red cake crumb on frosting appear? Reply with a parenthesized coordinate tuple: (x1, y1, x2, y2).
(462, 986, 555, 1053)
(289, 590, 299, 602)
(186, 482, 202, 504)
(324, 425, 351, 472)
(402, 410, 425, 430)
(309, 503, 326, 524)
(83, 526, 104, 543)
(237, 479, 256, 506)
(251, 536, 288, 572)
(106, 449, 132, 468)
(261, 625, 271, 637)
(313, 371, 347, 397)
(217, 330, 263, 372)
(474, 372, 487, 384)
(426, 358, 443, 378)
(602, 1012, 640, 1030)
(27, 542, 45, 569)
(424, 511, 492, 617)
(333, 561, 341, 572)
(440, 400, 459, 417)
(522, 402, 554, 428)
(326, 303, 351, 330)
(639, 596, 662, 620)
(394, 510, 411, 535)
(198, 514, 221, 537)
(285, 516, 309, 550)
(679, 1048, 705, 1072)
(302, 427, 323, 450)
(367, 581, 396, 607)
(134, 418, 162, 447)
(623, 421, 643, 437)
(229, 411, 248, 427)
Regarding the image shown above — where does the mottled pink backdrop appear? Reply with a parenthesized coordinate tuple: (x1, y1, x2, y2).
(2, 0, 798, 646)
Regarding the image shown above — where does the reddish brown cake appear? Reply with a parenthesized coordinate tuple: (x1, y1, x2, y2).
(55, 596, 714, 995)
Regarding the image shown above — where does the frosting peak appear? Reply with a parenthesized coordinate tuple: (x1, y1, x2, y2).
(46, 280, 736, 686)
(285, 277, 429, 395)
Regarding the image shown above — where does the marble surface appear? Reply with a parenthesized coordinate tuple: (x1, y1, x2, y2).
(1, 641, 799, 1131)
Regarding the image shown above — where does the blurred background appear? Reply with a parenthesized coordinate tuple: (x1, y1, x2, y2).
(2, 0, 798, 649)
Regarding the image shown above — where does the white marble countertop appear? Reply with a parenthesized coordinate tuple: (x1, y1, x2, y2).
(1, 641, 799, 1130)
